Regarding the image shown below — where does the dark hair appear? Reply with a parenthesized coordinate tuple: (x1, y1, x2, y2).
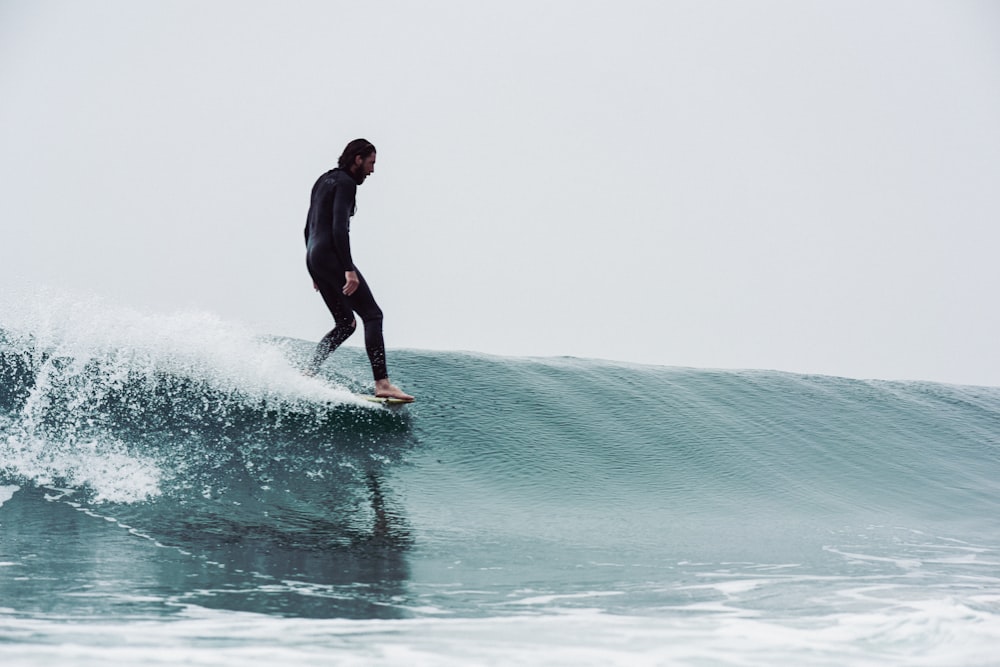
(338, 138, 376, 170)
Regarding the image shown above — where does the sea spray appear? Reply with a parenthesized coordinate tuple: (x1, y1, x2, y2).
(0, 288, 383, 503)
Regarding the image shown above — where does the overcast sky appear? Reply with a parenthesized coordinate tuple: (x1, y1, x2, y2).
(2, 0, 998, 386)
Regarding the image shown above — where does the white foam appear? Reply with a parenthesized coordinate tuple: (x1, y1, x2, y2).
(1, 600, 999, 667)
(824, 546, 923, 570)
(0, 287, 369, 503)
(1, 433, 161, 503)
(0, 484, 18, 507)
(507, 590, 624, 606)
(1, 286, 357, 406)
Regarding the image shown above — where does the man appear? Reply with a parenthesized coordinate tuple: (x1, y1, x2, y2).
(303, 138, 414, 402)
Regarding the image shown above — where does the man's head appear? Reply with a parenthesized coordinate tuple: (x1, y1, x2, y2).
(338, 138, 376, 184)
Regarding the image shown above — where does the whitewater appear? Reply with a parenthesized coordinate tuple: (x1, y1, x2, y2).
(1, 293, 999, 666)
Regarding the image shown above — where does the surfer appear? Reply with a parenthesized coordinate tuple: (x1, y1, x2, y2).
(303, 138, 414, 402)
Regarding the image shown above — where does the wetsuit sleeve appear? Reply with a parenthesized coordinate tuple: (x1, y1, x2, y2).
(330, 179, 356, 271)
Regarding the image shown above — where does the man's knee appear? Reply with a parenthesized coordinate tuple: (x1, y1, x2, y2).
(361, 308, 383, 327)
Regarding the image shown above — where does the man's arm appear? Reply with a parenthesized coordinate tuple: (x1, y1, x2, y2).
(330, 180, 356, 272)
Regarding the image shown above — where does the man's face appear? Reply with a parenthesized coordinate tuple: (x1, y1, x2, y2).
(353, 152, 376, 183)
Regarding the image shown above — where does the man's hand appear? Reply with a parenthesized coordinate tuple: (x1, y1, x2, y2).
(343, 271, 359, 296)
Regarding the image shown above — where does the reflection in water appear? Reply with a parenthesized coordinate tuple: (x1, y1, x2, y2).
(0, 406, 420, 620)
(365, 468, 410, 550)
(145, 415, 419, 620)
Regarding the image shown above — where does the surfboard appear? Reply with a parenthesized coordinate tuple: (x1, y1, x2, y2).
(356, 394, 413, 405)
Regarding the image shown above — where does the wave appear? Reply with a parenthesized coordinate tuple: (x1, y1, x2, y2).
(0, 291, 411, 506)
(2, 291, 999, 543)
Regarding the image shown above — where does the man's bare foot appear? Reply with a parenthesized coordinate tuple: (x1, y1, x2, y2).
(375, 379, 414, 402)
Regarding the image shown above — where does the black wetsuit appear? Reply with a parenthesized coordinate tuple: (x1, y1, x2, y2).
(304, 168, 387, 380)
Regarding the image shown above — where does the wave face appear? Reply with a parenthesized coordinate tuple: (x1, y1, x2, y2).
(2, 295, 999, 665)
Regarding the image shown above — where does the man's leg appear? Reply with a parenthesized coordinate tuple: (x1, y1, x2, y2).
(345, 272, 388, 381)
(348, 274, 411, 400)
(308, 281, 357, 374)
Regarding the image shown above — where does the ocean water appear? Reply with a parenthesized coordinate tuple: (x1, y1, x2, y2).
(1, 294, 999, 666)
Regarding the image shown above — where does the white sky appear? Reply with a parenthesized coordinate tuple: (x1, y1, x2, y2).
(2, 0, 999, 386)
